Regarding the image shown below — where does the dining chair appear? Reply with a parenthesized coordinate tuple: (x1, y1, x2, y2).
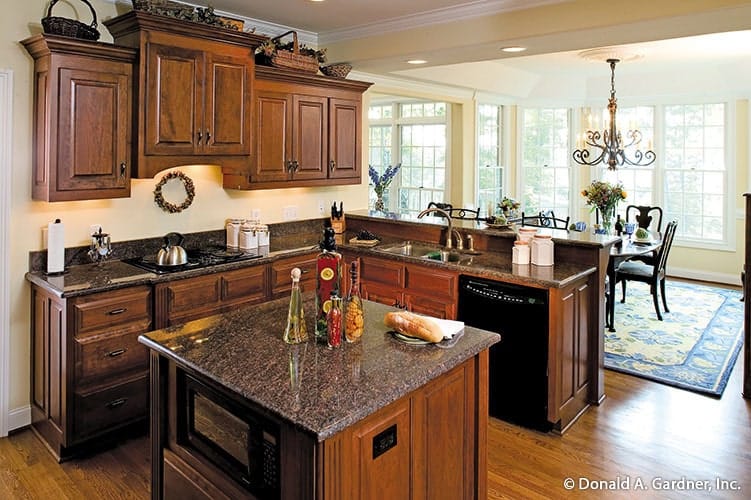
(521, 210, 570, 230)
(626, 205, 663, 232)
(615, 220, 678, 321)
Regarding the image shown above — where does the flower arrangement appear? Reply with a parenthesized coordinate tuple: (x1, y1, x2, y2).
(368, 164, 402, 196)
(581, 180, 627, 212)
(581, 180, 626, 231)
(498, 196, 521, 213)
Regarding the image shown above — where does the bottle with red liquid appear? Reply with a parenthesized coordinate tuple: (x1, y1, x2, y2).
(315, 226, 342, 344)
(326, 293, 342, 348)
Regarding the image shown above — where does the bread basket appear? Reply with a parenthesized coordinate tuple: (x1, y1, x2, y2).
(41, 0, 100, 41)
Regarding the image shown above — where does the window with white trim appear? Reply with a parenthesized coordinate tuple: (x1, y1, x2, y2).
(520, 107, 571, 217)
(368, 100, 448, 215)
(476, 103, 504, 215)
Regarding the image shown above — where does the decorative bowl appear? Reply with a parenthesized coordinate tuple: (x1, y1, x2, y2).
(320, 63, 352, 79)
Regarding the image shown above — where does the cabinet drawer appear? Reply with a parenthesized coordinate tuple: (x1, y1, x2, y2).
(360, 257, 404, 287)
(73, 374, 148, 441)
(72, 286, 152, 337)
(221, 266, 267, 304)
(270, 253, 318, 297)
(405, 265, 457, 299)
(74, 326, 149, 385)
(167, 275, 222, 315)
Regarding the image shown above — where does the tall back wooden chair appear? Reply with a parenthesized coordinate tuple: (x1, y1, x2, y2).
(426, 202, 480, 220)
(615, 220, 678, 321)
(626, 205, 663, 232)
(521, 210, 570, 230)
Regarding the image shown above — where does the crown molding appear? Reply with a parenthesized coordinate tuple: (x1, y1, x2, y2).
(320, 0, 564, 44)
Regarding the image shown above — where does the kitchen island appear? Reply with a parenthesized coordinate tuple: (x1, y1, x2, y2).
(139, 294, 499, 499)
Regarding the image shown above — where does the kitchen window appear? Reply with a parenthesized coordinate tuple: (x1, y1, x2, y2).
(519, 107, 572, 218)
(476, 103, 505, 215)
(368, 100, 449, 214)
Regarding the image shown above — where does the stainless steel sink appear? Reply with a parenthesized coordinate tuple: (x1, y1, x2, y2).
(378, 241, 477, 265)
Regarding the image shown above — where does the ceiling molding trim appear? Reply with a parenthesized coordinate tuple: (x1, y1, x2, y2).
(352, 70, 475, 101)
(319, 0, 564, 44)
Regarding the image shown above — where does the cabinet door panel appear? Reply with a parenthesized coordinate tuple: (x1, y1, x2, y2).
(73, 375, 148, 441)
(292, 95, 327, 180)
(205, 53, 251, 155)
(165, 275, 221, 319)
(405, 264, 457, 299)
(221, 266, 267, 305)
(145, 43, 202, 155)
(362, 282, 402, 308)
(74, 327, 149, 385)
(403, 293, 455, 319)
(360, 257, 404, 287)
(72, 286, 152, 337)
(254, 90, 291, 182)
(58, 67, 130, 191)
(328, 98, 360, 179)
(269, 253, 318, 298)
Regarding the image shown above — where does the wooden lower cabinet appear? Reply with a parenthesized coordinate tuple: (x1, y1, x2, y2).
(30, 285, 152, 461)
(269, 252, 318, 299)
(359, 256, 458, 319)
(154, 265, 268, 328)
(548, 278, 591, 432)
(153, 351, 486, 499)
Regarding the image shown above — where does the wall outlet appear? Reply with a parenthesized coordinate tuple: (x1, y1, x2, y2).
(251, 208, 261, 220)
(283, 205, 298, 221)
(318, 200, 325, 216)
(89, 224, 102, 239)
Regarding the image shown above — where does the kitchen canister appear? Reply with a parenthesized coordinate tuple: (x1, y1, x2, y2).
(239, 222, 258, 251)
(226, 218, 244, 249)
(517, 226, 538, 243)
(512, 240, 530, 265)
(257, 224, 270, 247)
(530, 234, 554, 266)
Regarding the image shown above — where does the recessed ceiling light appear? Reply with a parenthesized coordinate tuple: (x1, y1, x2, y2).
(501, 46, 527, 53)
(406, 59, 427, 65)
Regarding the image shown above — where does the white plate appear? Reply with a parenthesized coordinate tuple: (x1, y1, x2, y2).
(391, 331, 431, 345)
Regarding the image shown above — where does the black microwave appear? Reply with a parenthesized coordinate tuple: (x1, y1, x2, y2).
(178, 373, 280, 499)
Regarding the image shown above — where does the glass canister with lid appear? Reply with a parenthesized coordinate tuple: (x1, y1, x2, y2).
(530, 234, 554, 266)
(226, 218, 244, 249)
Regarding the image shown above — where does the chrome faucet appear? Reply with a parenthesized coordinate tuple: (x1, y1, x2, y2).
(417, 207, 463, 250)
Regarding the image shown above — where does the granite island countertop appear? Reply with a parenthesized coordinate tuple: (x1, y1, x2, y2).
(138, 294, 500, 441)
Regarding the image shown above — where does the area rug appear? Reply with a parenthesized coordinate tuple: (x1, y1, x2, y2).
(604, 280, 744, 397)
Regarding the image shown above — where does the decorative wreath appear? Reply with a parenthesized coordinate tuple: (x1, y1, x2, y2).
(153, 171, 195, 213)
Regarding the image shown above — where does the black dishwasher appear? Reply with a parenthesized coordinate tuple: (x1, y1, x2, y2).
(457, 275, 551, 431)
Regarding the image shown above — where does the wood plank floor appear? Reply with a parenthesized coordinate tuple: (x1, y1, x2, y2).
(1, 359, 749, 499)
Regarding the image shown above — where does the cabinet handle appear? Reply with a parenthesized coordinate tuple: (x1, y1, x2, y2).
(286, 160, 294, 172)
(106, 398, 128, 409)
(105, 348, 127, 358)
(108, 307, 127, 315)
(119, 162, 126, 178)
(292, 160, 299, 172)
(329, 160, 336, 171)
(205, 129, 211, 144)
(197, 130, 203, 143)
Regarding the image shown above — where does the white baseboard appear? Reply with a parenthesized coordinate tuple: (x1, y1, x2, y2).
(7, 405, 30, 432)
(668, 266, 742, 287)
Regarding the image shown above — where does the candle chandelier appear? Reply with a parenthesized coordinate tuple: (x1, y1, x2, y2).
(572, 58, 656, 170)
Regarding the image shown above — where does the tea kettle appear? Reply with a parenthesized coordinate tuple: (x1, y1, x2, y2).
(156, 232, 188, 266)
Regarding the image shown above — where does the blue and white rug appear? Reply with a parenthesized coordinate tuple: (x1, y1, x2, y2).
(605, 280, 744, 397)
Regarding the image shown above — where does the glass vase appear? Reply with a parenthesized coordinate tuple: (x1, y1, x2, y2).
(600, 205, 615, 234)
(374, 193, 386, 212)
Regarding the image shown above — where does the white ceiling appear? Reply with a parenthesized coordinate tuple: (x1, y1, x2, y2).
(190, 0, 751, 100)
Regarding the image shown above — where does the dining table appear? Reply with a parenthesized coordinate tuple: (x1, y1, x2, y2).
(606, 232, 662, 331)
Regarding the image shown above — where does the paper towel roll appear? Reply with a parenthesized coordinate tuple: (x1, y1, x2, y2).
(46, 219, 65, 274)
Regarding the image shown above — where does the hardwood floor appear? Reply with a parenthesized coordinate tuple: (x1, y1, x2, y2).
(1, 364, 749, 499)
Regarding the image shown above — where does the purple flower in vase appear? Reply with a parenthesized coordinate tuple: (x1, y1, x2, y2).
(368, 163, 402, 196)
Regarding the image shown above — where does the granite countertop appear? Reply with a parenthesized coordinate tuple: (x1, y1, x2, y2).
(139, 294, 500, 441)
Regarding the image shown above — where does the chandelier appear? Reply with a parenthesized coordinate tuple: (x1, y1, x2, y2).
(572, 58, 656, 170)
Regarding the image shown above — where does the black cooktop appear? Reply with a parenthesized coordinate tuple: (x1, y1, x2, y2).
(125, 247, 265, 275)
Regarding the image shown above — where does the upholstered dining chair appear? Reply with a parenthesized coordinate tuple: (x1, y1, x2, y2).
(521, 210, 570, 230)
(615, 220, 678, 321)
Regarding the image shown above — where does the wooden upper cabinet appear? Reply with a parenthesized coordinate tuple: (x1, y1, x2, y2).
(328, 97, 361, 179)
(223, 66, 372, 190)
(105, 11, 265, 178)
(22, 35, 135, 201)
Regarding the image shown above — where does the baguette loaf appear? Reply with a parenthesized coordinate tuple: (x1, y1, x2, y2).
(384, 311, 444, 343)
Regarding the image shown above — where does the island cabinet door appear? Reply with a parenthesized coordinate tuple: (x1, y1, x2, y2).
(548, 278, 591, 430)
